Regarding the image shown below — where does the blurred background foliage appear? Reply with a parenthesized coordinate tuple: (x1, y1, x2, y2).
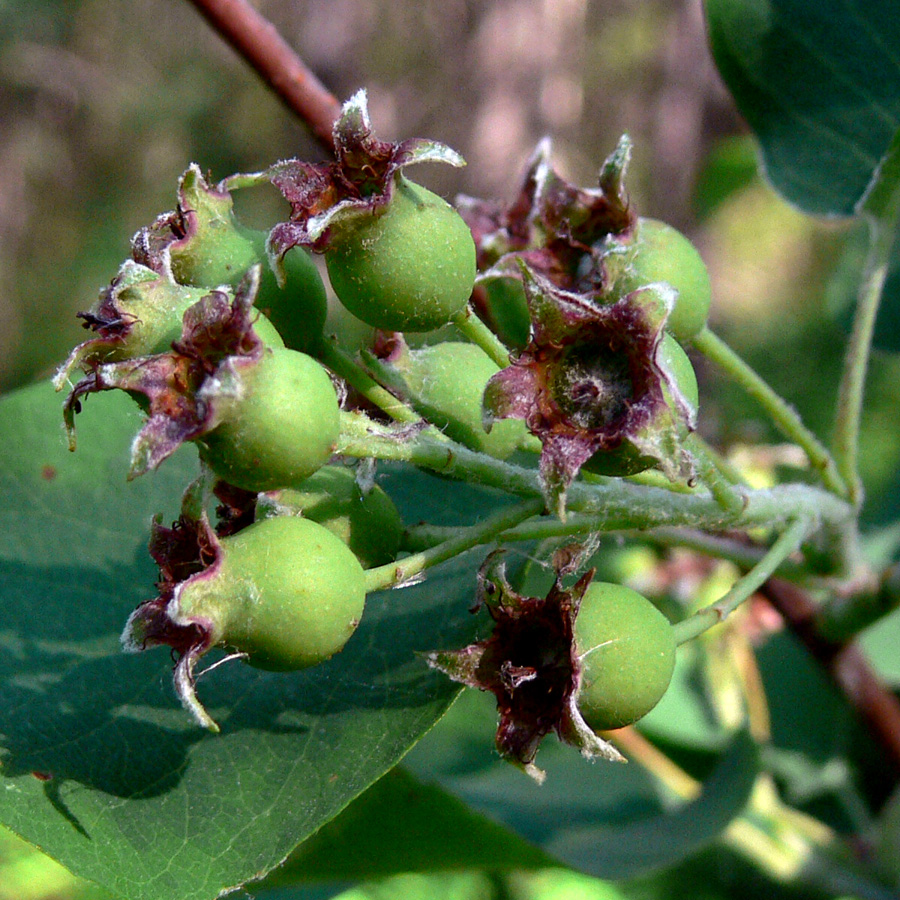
(5, 0, 897, 524)
(3, 0, 900, 897)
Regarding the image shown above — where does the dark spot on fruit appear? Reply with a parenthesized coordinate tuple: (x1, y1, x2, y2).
(41, 465, 57, 481)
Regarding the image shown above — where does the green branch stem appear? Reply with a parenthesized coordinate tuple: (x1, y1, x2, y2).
(693, 328, 847, 499)
(315, 339, 421, 424)
(405, 520, 822, 587)
(686, 432, 746, 518)
(670, 517, 812, 645)
(364, 497, 544, 592)
(832, 216, 896, 507)
(339, 411, 853, 537)
(452, 304, 513, 369)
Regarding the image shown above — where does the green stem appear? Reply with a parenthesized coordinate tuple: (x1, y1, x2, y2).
(693, 435, 748, 486)
(338, 411, 853, 537)
(405, 519, 823, 587)
(452, 305, 512, 369)
(671, 517, 811, 645)
(314, 339, 421, 424)
(686, 432, 746, 520)
(693, 328, 848, 499)
(364, 498, 544, 592)
(832, 215, 895, 507)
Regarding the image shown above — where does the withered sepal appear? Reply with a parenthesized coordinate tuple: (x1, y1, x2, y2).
(425, 552, 623, 782)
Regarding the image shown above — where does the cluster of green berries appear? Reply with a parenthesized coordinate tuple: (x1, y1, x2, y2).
(59, 93, 711, 768)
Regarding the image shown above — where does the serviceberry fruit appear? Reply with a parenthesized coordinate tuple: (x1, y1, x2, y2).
(137, 165, 328, 353)
(574, 581, 676, 731)
(124, 512, 367, 729)
(617, 218, 711, 341)
(198, 515, 366, 671)
(199, 347, 340, 492)
(325, 177, 477, 332)
(478, 278, 531, 349)
(388, 341, 526, 459)
(257, 465, 404, 568)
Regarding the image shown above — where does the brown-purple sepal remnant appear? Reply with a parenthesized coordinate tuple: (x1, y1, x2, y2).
(62, 269, 267, 478)
(264, 90, 465, 257)
(425, 552, 623, 782)
(457, 135, 636, 295)
(53, 262, 209, 402)
(483, 264, 694, 517)
(213, 479, 259, 537)
(121, 510, 226, 732)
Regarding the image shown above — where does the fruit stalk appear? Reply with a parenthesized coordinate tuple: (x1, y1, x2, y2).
(692, 327, 848, 499)
(832, 214, 896, 507)
(338, 410, 853, 534)
(670, 517, 811, 645)
(451, 305, 514, 369)
(364, 498, 544, 592)
(685, 431, 746, 520)
(315, 338, 422, 425)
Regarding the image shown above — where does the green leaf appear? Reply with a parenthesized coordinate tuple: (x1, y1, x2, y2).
(705, 0, 900, 217)
(693, 135, 761, 221)
(755, 631, 858, 763)
(859, 128, 900, 223)
(0, 381, 499, 900)
(404, 690, 759, 880)
(542, 731, 758, 879)
(260, 765, 554, 889)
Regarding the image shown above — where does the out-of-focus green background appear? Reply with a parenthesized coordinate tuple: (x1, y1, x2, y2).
(2, 0, 898, 897)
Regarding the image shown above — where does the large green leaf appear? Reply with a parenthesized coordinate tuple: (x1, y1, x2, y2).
(404, 690, 759, 880)
(0, 381, 501, 900)
(260, 764, 554, 890)
(705, 0, 900, 217)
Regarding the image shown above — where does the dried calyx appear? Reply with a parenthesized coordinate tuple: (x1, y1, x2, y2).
(262, 90, 467, 257)
(425, 551, 624, 782)
(59, 269, 272, 475)
(459, 134, 636, 296)
(482, 265, 696, 516)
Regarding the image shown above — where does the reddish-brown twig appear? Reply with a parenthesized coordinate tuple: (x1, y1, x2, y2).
(762, 578, 900, 776)
(185, 0, 341, 152)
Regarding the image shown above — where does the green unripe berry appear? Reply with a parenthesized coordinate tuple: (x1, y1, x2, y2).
(481, 277, 531, 349)
(657, 329, 699, 418)
(159, 166, 327, 353)
(398, 342, 526, 459)
(199, 348, 340, 492)
(169, 212, 260, 290)
(258, 465, 404, 569)
(170, 219, 327, 354)
(244, 232, 329, 354)
(98, 265, 212, 360)
(246, 309, 285, 349)
(619, 218, 711, 341)
(325, 178, 477, 333)
(574, 581, 676, 731)
(178, 516, 366, 671)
